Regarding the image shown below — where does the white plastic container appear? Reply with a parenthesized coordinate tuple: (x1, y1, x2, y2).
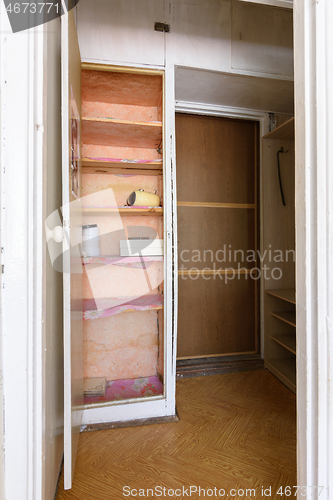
(82, 224, 100, 257)
(120, 239, 163, 256)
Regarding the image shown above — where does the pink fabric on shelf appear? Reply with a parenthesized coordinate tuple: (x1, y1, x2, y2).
(86, 157, 162, 163)
(83, 293, 163, 320)
(84, 375, 163, 405)
(82, 205, 160, 209)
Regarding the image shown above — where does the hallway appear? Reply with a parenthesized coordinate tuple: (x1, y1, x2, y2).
(56, 370, 296, 499)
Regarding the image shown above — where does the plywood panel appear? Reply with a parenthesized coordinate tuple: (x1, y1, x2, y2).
(176, 113, 257, 359)
(83, 310, 159, 380)
(262, 138, 295, 290)
(82, 70, 162, 107)
(175, 0, 232, 71)
(177, 276, 256, 357)
(231, 1, 294, 77)
(177, 206, 255, 270)
(176, 113, 255, 204)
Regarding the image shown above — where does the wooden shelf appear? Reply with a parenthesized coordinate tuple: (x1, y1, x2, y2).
(177, 201, 255, 209)
(82, 256, 163, 265)
(263, 117, 294, 140)
(82, 117, 162, 149)
(83, 207, 163, 216)
(265, 288, 295, 304)
(82, 158, 162, 176)
(271, 310, 296, 327)
(265, 358, 296, 393)
(271, 334, 296, 355)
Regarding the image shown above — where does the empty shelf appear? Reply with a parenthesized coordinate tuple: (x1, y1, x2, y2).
(83, 294, 163, 320)
(82, 158, 163, 176)
(263, 117, 294, 140)
(265, 358, 296, 393)
(82, 117, 162, 149)
(83, 256, 163, 265)
(271, 311, 296, 327)
(271, 334, 296, 355)
(265, 288, 295, 304)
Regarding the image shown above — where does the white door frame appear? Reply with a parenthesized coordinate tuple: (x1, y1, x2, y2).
(175, 100, 269, 359)
(0, 9, 45, 500)
(294, 0, 333, 497)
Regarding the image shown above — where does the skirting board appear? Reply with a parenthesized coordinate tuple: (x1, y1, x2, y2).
(176, 354, 264, 379)
(81, 411, 180, 432)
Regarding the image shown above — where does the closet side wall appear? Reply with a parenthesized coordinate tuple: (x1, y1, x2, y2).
(43, 18, 65, 500)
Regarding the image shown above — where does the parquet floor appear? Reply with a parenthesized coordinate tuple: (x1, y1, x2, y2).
(56, 370, 296, 499)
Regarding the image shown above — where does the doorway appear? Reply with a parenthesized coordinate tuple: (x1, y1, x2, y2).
(175, 113, 259, 361)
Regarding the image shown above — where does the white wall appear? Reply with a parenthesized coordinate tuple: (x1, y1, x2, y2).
(0, 9, 64, 500)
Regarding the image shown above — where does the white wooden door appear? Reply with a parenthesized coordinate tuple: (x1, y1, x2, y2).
(61, 9, 83, 490)
(77, 0, 166, 67)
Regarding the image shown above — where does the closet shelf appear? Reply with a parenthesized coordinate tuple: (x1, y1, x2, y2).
(82, 158, 163, 176)
(82, 117, 162, 149)
(83, 207, 163, 216)
(83, 294, 163, 320)
(82, 256, 163, 265)
(271, 334, 296, 355)
(265, 288, 296, 304)
(263, 117, 294, 140)
(270, 310, 296, 327)
(265, 358, 296, 393)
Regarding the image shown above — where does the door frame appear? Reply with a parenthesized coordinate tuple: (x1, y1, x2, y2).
(294, 0, 333, 495)
(175, 101, 268, 359)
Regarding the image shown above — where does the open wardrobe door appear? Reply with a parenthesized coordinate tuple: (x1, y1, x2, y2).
(61, 8, 83, 490)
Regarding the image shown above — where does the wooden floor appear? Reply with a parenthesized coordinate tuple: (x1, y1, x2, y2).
(56, 370, 296, 499)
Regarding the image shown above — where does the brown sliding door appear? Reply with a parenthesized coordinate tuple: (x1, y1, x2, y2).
(176, 113, 258, 358)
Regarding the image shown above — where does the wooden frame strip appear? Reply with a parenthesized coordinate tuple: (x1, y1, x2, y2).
(177, 201, 255, 209)
(82, 116, 162, 129)
(81, 62, 164, 76)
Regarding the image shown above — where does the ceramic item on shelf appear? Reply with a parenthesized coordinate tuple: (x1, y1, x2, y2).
(127, 189, 160, 207)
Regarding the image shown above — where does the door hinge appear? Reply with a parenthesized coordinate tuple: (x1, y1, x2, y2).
(154, 22, 170, 33)
(2, 265, 4, 274)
